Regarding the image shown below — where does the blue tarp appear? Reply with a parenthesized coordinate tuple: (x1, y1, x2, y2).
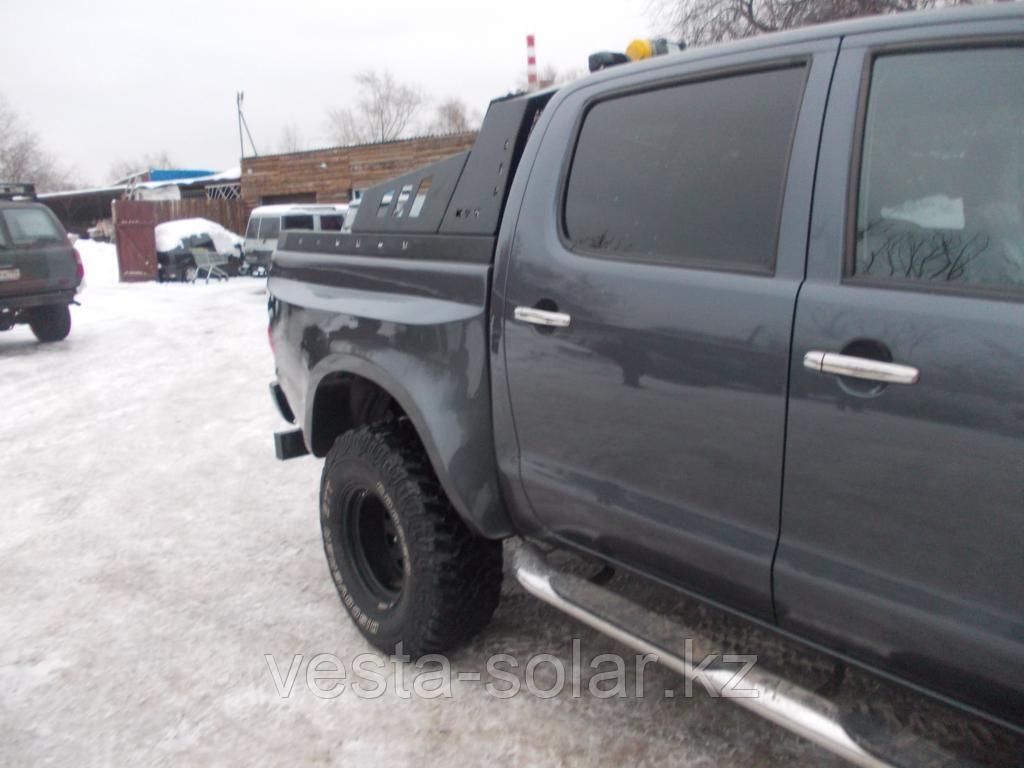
(148, 169, 214, 182)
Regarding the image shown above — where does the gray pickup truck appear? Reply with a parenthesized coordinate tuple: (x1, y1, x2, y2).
(268, 6, 1023, 764)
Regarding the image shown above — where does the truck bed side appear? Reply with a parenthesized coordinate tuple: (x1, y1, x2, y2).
(268, 91, 551, 538)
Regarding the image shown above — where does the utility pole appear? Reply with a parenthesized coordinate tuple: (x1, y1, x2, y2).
(236, 91, 245, 159)
(236, 91, 258, 158)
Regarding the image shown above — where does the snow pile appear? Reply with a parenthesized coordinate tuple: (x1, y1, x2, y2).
(155, 218, 242, 255)
(74, 239, 119, 287)
(882, 195, 965, 230)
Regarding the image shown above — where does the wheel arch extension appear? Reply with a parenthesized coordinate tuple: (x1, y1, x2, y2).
(304, 356, 514, 540)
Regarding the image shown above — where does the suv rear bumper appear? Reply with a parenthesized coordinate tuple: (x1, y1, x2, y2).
(0, 289, 76, 312)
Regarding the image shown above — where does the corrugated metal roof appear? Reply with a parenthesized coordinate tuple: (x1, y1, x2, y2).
(247, 131, 478, 161)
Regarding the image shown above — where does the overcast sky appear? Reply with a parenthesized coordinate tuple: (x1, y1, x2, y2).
(3, 0, 657, 185)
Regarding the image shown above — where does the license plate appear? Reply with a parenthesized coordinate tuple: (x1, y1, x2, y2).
(0, 268, 20, 282)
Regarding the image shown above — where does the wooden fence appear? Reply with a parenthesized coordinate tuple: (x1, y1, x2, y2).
(117, 198, 250, 235)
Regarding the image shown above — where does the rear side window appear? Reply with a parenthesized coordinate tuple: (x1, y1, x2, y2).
(319, 215, 344, 231)
(259, 217, 280, 239)
(245, 217, 259, 239)
(854, 48, 1024, 291)
(564, 66, 806, 272)
(2, 207, 64, 245)
(282, 215, 314, 231)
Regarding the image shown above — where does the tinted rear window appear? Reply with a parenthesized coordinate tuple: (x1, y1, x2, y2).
(319, 215, 344, 231)
(3, 207, 64, 245)
(564, 66, 806, 272)
(283, 215, 314, 231)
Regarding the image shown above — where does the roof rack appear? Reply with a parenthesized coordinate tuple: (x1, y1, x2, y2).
(0, 182, 37, 201)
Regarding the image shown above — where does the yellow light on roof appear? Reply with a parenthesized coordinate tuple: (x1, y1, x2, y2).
(626, 38, 654, 62)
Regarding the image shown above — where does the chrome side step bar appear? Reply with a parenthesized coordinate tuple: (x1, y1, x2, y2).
(513, 545, 967, 768)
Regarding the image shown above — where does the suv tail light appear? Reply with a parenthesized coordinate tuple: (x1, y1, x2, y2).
(72, 248, 84, 282)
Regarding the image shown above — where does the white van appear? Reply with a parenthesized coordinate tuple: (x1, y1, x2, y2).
(242, 204, 348, 273)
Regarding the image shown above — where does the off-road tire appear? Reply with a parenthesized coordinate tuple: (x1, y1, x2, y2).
(320, 421, 503, 657)
(28, 304, 71, 342)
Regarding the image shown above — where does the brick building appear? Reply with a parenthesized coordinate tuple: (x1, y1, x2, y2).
(239, 133, 477, 208)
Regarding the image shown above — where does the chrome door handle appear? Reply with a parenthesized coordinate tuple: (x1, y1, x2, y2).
(514, 306, 571, 328)
(803, 351, 919, 385)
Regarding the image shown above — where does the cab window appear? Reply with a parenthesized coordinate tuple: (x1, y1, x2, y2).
(245, 217, 259, 239)
(853, 47, 1024, 290)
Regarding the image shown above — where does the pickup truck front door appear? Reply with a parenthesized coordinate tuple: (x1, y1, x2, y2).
(499, 40, 838, 620)
(776, 28, 1024, 726)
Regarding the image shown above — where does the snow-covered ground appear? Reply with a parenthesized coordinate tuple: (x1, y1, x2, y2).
(75, 239, 120, 287)
(0, 279, 1014, 766)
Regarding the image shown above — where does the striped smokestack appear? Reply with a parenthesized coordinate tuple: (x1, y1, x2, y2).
(526, 34, 538, 92)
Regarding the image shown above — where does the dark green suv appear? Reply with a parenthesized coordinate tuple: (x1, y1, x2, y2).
(0, 184, 82, 342)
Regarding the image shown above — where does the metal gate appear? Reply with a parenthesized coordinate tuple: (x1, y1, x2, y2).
(112, 200, 158, 281)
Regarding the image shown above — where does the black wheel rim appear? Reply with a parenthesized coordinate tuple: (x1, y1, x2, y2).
(340, 487, 405, 603)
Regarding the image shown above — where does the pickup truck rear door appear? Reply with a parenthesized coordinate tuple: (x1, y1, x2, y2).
(498, 38, 838, 621)
(776, 22, 1024, 726)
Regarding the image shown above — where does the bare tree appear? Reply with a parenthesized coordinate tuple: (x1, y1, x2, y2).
(278, 123, 304, 153)
(0, 94, 78, 192)
(649, 0, 969, 45)
(326, 71, 425, 145)
(108, 151, 177, 183)
(516, 64, 583, 92)
(541, 64, 584, 89)
(429, 98, 480, 134)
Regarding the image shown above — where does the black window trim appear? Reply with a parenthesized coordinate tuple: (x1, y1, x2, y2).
(557, 55, 813, 277)
(843, 35, 1024, 303)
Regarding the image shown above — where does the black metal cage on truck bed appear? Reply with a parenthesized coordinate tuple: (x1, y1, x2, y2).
(277, 89, 554, 264)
